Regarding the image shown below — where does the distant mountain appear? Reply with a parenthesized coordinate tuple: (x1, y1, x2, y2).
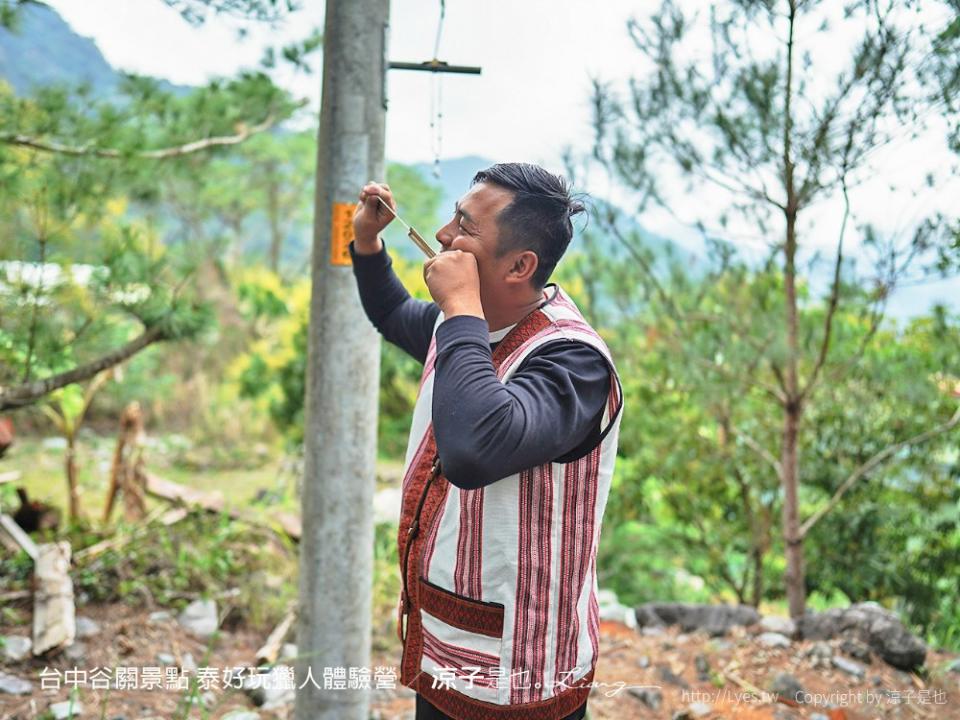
(413, 155, 490, 216)
(0, 2, 186, 98)
(0, 3, 118, 95)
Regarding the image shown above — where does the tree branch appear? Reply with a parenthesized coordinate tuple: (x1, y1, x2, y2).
(22, 232, 47, 384)
(691, 354, 787, 405)
(732, 427, 783, 479)
(690, 513, 747, 602)
(799, 403, 960, 538)
(1, 111, 291, 160)
(601, 206, 789, 405)
(708, 99, 785, 211)
(797, 61, 860, 205)
(601, 207, 679, 316)
(0, 326, 166, 411)
(822, 294, 887, 388)
(799, 174, 850, 402)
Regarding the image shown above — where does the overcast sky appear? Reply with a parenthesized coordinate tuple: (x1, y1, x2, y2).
(43, 0, 959, 313)
(46, 0, 643, 168)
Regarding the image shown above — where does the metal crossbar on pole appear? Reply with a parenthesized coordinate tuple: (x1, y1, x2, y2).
(388, 60, 481, 74)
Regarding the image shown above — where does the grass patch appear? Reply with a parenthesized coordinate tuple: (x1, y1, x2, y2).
(1, 433, 409, 646)
(372, 521, 402, 655)
(69, 510, 298, 629)
(1, 434, 297, 525)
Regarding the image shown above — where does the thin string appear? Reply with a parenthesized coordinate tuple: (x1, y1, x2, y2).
(430, 76, 443, 178)
(429, 0, 446, 179)
(432, 0, 445, 59)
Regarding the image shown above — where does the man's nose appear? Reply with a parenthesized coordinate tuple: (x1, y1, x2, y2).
(435, 221, 455, 248)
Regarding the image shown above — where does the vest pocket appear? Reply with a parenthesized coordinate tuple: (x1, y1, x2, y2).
(417, 576, 505, 702)
(418, 576, 504, 637)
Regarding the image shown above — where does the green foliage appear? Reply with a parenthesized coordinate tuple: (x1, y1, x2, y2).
(159, 129, 316, 273)
(0, 549, 33, 585)
(162, 0, 300, 26)
(260, 27, 324, 75)
(72, 511, 297, 628)
(0, 43, 305, 409)
(0, 1, 35, 31)
(0, 204, 210, 401)
(584, 0, 960, 635)
(581, 227, 960, 642)
(597, 518, 714, 608)
(231, 165, 441, 454)
(375, 251, 434, 458)
(229, 267, 308, 443)
(372, 521, 401, 652)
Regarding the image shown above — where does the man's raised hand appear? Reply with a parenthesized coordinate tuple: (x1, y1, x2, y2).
(352, 182, 395, 254)
(423, 250, 484, 320)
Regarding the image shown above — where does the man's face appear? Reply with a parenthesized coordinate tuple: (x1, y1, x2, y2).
(435, 182, 516, 305)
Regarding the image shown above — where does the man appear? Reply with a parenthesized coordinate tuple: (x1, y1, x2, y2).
(350, 163, 623, 720)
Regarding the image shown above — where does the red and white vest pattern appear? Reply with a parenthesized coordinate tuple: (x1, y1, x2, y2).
(396, 285, 623, 720)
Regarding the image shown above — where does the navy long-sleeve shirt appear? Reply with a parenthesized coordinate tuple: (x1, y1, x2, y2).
(350, 241, 611, 489)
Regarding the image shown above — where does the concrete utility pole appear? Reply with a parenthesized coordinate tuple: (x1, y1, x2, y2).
(296, 0, 388, 718)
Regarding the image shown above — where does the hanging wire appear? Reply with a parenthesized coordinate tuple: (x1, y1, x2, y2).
(430, 77, 444, 179)
(429, 0, 446, 178)
(433, 0, 445, 59)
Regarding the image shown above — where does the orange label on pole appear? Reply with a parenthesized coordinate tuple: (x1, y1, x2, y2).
(330, 203, 356, 266)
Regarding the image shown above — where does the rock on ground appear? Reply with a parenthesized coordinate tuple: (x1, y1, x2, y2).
(757, 631, 792, 648)
(177, 599, 219, 638)
(759, 615, 797, 637)
(221, 712, 261, 720)
(635, 602, 760, 636)
(0, 671, 33, 695)
(768, 672, 805, 704)
(75, 616, 101, 639)
(49, 700, 84, 719)
(797, 601, 926, 671)
(1, 635, 32, 662)
(627, 685, 663, 710)
(832, 655, 867, 679)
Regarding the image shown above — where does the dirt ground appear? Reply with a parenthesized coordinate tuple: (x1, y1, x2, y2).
(1, 601, 958, 719)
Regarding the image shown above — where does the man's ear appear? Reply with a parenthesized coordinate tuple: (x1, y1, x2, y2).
(507, 250, 539, 284)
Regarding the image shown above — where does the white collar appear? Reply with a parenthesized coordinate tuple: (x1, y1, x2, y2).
(487, 287, 557, 343)
(488, 323, 517, 343)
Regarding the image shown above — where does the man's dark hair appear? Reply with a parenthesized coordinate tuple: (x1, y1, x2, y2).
(471, 163, 586, 289)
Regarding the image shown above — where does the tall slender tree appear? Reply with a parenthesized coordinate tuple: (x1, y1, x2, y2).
(590, 0, 960, 618)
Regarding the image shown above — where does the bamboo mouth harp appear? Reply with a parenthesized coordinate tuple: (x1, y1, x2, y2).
(376, 196, 437, 258)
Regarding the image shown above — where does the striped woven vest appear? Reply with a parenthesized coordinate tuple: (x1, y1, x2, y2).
(398, 288, 622, 720)
(395, 285, 623, 720)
